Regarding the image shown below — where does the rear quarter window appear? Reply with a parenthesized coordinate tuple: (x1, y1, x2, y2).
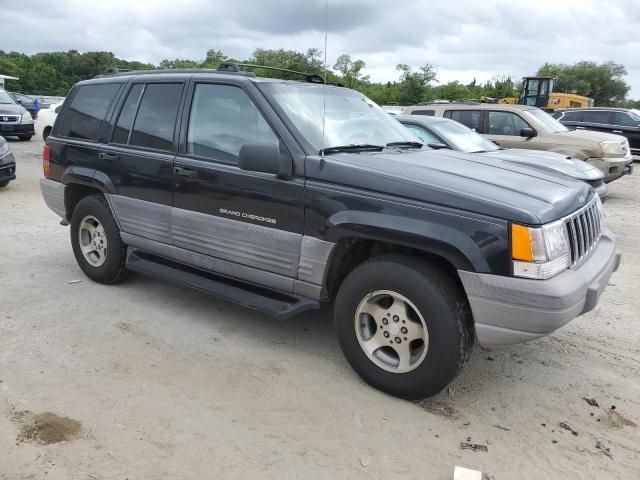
(58, 84, 120, 141)
(410, 110, 435, 116)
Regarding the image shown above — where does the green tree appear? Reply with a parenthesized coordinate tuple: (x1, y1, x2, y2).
(395, 63, 437, 105)
(537, 61, 630, 106)
(333, 54, 369, 88)
(430, 81, 471, 101)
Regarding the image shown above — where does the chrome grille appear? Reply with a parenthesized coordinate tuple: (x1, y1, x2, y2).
(564, 197, 602, 267)
(0, 115, 19, 123)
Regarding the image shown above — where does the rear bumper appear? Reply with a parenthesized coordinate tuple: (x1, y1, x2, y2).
(459, 228, 620, 347)
(0, 122, 35, 136)
(40, 178, 66, 218)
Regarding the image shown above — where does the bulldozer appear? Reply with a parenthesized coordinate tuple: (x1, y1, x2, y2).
(482, 76, 593, 111)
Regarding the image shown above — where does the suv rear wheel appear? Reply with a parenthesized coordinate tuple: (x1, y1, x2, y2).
(70, 195, 128, 284)
(334, 254, 473, 399)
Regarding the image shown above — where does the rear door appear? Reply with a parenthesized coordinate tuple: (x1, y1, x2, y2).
(100, 80, 186, 244)
(171, 79, 305, 283)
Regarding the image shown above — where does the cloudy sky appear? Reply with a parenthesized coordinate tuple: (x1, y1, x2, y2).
(3, 0, 640, 97)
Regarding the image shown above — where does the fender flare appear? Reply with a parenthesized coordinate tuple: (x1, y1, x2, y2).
(322, 210, 496, 273)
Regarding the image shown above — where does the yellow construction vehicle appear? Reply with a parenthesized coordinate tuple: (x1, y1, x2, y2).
(517, 76, 593, 110)
(483, 77, 593, 110)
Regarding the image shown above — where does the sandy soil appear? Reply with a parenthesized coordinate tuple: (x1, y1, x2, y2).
(1, 137, 638, 479)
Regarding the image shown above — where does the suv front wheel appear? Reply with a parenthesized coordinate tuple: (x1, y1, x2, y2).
(70, 195, 128, 284)
(334, 255, 473, 399)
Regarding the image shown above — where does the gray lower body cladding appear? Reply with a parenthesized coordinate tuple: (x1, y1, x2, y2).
(459, 228, 620, 347)
(40, 184, 333, 300)
(40, 178, 66, 218)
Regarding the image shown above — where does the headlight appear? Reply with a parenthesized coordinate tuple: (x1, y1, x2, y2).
(511, 220, 570, 279)
(21, 111, 32, 122)
(0, 141, 9, 157)
(600, 140, 623, 156)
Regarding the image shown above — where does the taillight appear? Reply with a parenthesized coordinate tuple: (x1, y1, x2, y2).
(43, 144, 51, 178)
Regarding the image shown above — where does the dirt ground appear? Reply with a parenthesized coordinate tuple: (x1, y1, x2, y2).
(1, 136, 639, 480)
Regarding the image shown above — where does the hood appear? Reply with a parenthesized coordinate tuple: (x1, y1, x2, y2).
(557, 128, 626, 144)
(307, 148, 592, 225)
(0, 103, 27, 116)
(483, 149, 604, 181)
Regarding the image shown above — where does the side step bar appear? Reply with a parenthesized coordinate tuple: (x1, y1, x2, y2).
(126, 248, 319, 319)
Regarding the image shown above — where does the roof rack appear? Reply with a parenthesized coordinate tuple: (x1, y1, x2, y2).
(415, 101, 480, 106)
(221, 63, 342, 86)
(96, 64, 342, 86)
(94, 67, 256, 78)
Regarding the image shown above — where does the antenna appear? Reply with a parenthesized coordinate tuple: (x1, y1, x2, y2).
(321, 0, 329, 158)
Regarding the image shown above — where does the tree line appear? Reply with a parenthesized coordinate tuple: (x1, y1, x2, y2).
(0, 48, 637, 108)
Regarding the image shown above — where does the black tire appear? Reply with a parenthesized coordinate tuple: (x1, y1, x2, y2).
(70, 195, 128, 284)
(18, 135, 32, 141)
(334, 254, 473, 399)
(0, 180, 10, 188)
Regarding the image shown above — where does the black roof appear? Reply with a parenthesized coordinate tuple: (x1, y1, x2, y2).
(555, 107, 629, 112)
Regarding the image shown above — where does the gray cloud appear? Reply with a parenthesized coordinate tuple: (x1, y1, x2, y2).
(1, 0, 638, 97)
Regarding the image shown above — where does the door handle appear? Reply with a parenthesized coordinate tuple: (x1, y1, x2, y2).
(612, 130, 622, 134)
(575, 126, 585, 130)
(174, 167, 198, 178)
(98, 152, 120, 161)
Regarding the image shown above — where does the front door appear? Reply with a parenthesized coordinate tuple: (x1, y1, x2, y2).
(485, 110, 538, 149)
(172, 81, 305, 283)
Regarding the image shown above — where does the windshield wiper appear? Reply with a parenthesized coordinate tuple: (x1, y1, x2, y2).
(386, 141, 423, 149)
(321, 144, 384, 155)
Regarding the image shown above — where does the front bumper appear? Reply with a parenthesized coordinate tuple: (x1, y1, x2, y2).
(587, 156, 632, 183)
(595, 182, 608, 202)
(459, 228, 621, 347)
(0, 121, 35, 136)
(0, 153, 16, 182)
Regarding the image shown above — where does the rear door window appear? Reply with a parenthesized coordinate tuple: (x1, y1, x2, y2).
(487, 111, 530, 136)
(582, 110, 613, 125)
(443, 110, 481, 131)
(58, 83, 120, 141)
(112, 84, 144, 144)
(129, 83, 183, 151)
(186, 83, 279, 163)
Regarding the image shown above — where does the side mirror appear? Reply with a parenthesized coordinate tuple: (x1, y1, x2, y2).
(427, 142, 449, 150)
(15, 99, 22, 104)
(520, 127, 537, 138)
(238, 143, 292, 177)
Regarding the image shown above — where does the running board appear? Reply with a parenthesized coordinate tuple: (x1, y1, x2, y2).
(126, 248, 319, 319)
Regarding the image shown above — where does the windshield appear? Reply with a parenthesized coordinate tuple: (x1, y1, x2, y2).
(0, 89, 16, 105)
(523, 108, 568, 133)
(429, 119, 499, 153)
(260, 83, 418, 152)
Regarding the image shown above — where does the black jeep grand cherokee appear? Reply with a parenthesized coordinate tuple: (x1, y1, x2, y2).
(40, 68, 621, 399)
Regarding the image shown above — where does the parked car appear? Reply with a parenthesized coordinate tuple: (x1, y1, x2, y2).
(0, 135, 16, 187)
(40, 69, 620, 399)
(0, 88, 34, 141)
(36, 101, 63, 141)
(397, 115, 608, 200)
(404, 103, 633, 183)
(552, 108, 640, 161)
(9, 92, 39, 119)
